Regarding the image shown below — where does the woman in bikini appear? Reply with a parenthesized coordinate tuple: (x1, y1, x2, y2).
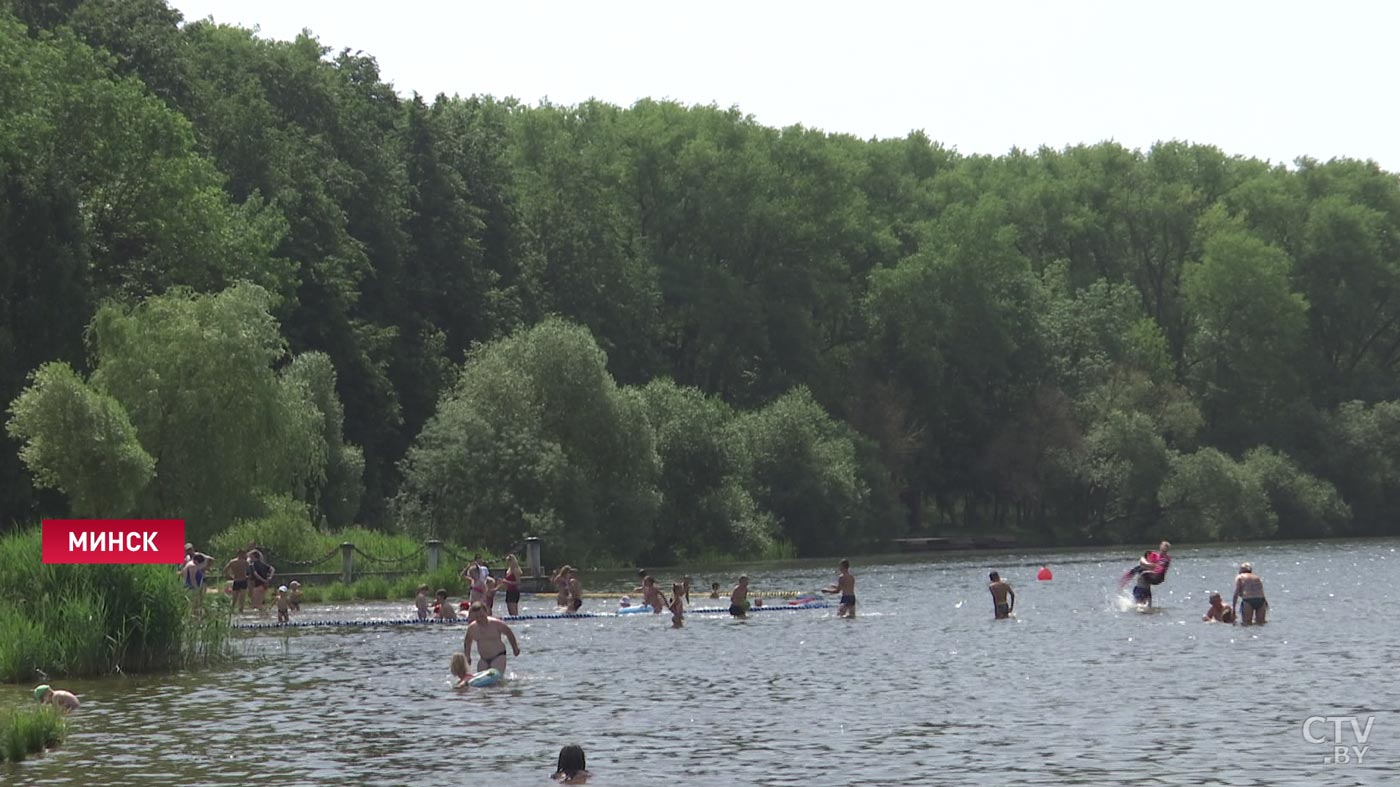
(502, 553, 524, 616)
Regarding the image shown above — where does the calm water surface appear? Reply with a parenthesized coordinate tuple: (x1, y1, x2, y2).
(5, 540, 1398, 786)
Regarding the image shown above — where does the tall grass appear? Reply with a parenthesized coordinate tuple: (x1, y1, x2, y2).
(0, 705, 66, 763)
(0, 529, 231, 684)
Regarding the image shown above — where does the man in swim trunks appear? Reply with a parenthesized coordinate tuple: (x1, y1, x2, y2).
(1232, 562, 1268, 625)
(729, 576, 752, 618)
(822, 560, 856, 618)
(988, 571, 1015, 619)
(464, 601, 521, 673)
(223, 550, 250, 613)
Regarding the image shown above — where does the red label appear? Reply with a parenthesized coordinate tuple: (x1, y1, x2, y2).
(42, 519, 186, 564)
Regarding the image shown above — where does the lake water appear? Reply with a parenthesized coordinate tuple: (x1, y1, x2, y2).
(5, 539, 1398, 786)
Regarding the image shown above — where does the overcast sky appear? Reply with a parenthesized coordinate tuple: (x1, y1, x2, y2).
(170, 1, 1399, 171)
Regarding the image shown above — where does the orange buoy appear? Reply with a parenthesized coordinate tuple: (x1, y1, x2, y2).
(1037, 566, 1053, 581)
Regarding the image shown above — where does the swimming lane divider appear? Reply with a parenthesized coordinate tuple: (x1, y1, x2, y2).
(231, 601, 832, 630)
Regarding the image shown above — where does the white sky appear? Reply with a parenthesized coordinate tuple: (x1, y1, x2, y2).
(170, 1, 1400, 171)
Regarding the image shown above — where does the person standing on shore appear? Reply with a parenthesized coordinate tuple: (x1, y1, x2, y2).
(1233, 563, 1268, 625)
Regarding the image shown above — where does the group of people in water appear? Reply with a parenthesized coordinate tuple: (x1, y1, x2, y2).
(1113, 540, 1269, 624)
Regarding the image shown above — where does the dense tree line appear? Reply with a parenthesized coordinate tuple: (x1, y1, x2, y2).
(3, 2, 1398, 560)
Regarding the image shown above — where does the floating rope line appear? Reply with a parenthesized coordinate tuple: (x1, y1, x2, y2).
(231, 601, 832, 630)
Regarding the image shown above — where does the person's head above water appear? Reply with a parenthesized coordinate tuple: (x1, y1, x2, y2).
(839, 559, 850, 571)
(1240, 562, 1253, 573)
(711, 581, 720, 590)
(33, 684, 51, 703)
(435, 589, 448, 600)
(989, 571, 1000, 582)
(1209, 592, 1223, 602)
(555, 744, 587, 778)
(1159, 541, 1171, 553)
(467, 601, 488, 622)
(738, 575, 749, 585)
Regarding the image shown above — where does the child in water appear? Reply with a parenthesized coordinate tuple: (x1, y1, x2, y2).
(729, 576, 752, 617)
(275, 585, 291, 623)
(450, 652, 472, 689)
(288, 580, 302, 611)
(435, 589, 457, 620)
(34, 685, 80, 713)
(668, 582, 685, 628)
(709, 581, 721, 599)
(415, 584, 431, 621)
(1203, 592, 1236, 623)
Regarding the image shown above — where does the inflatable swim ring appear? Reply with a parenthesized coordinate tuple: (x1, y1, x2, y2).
(467, 668, 503, 688)
(617, 604, 653, 614)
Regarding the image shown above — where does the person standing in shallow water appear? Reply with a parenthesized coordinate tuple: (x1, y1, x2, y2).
(822, 559, 856, 618)
(988, 572, 1015, 619)
(223, 549, 250, 613)
(1233, 562, 1268, 625)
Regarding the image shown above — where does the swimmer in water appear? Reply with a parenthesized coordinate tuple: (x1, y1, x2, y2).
(822, 559, 856, 619)
(450, 652, 472, 689)
(34, 685, 79, 713)
(552, 565, 572, 608)
(640, 576, 667, 614)
(1233, 563, 1268, 625)
(1203, 592, 1235, 624)
(464, 601, 520, 673)
(501, 554, 524, 617)
(435, 589, 458, 620)
(415, 584, 431, 621)
(567, 568, 583, 612)
(668, 582, 685, 628)
(988, 571, 1015, 619)
(552, 744, 590, 783)
(729, 576, 752, 618)
(709, 581, 721, 599)
(275, 585, 291, 623)
(223, 549, 250, 613)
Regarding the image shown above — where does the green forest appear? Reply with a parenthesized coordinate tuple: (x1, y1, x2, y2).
(3, 1, 1399, 564)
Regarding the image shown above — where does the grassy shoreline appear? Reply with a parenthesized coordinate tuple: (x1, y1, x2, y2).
(0, 704, 65, 763)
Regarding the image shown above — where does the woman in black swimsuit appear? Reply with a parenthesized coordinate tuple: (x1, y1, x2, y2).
(248, 550, 275, 611)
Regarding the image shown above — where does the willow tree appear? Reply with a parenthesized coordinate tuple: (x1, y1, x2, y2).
(88, 283, 325, 543)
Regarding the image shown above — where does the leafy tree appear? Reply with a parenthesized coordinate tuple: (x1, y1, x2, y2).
(636, 379, 775, 561)
(282, 352, 363, 528)
(6, 362, 154, 517)
(88, 284, 324, 543)
(397, 319, 660, 560)
(731, 388, 879, 554)
(1158, 448, 1275, 542)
